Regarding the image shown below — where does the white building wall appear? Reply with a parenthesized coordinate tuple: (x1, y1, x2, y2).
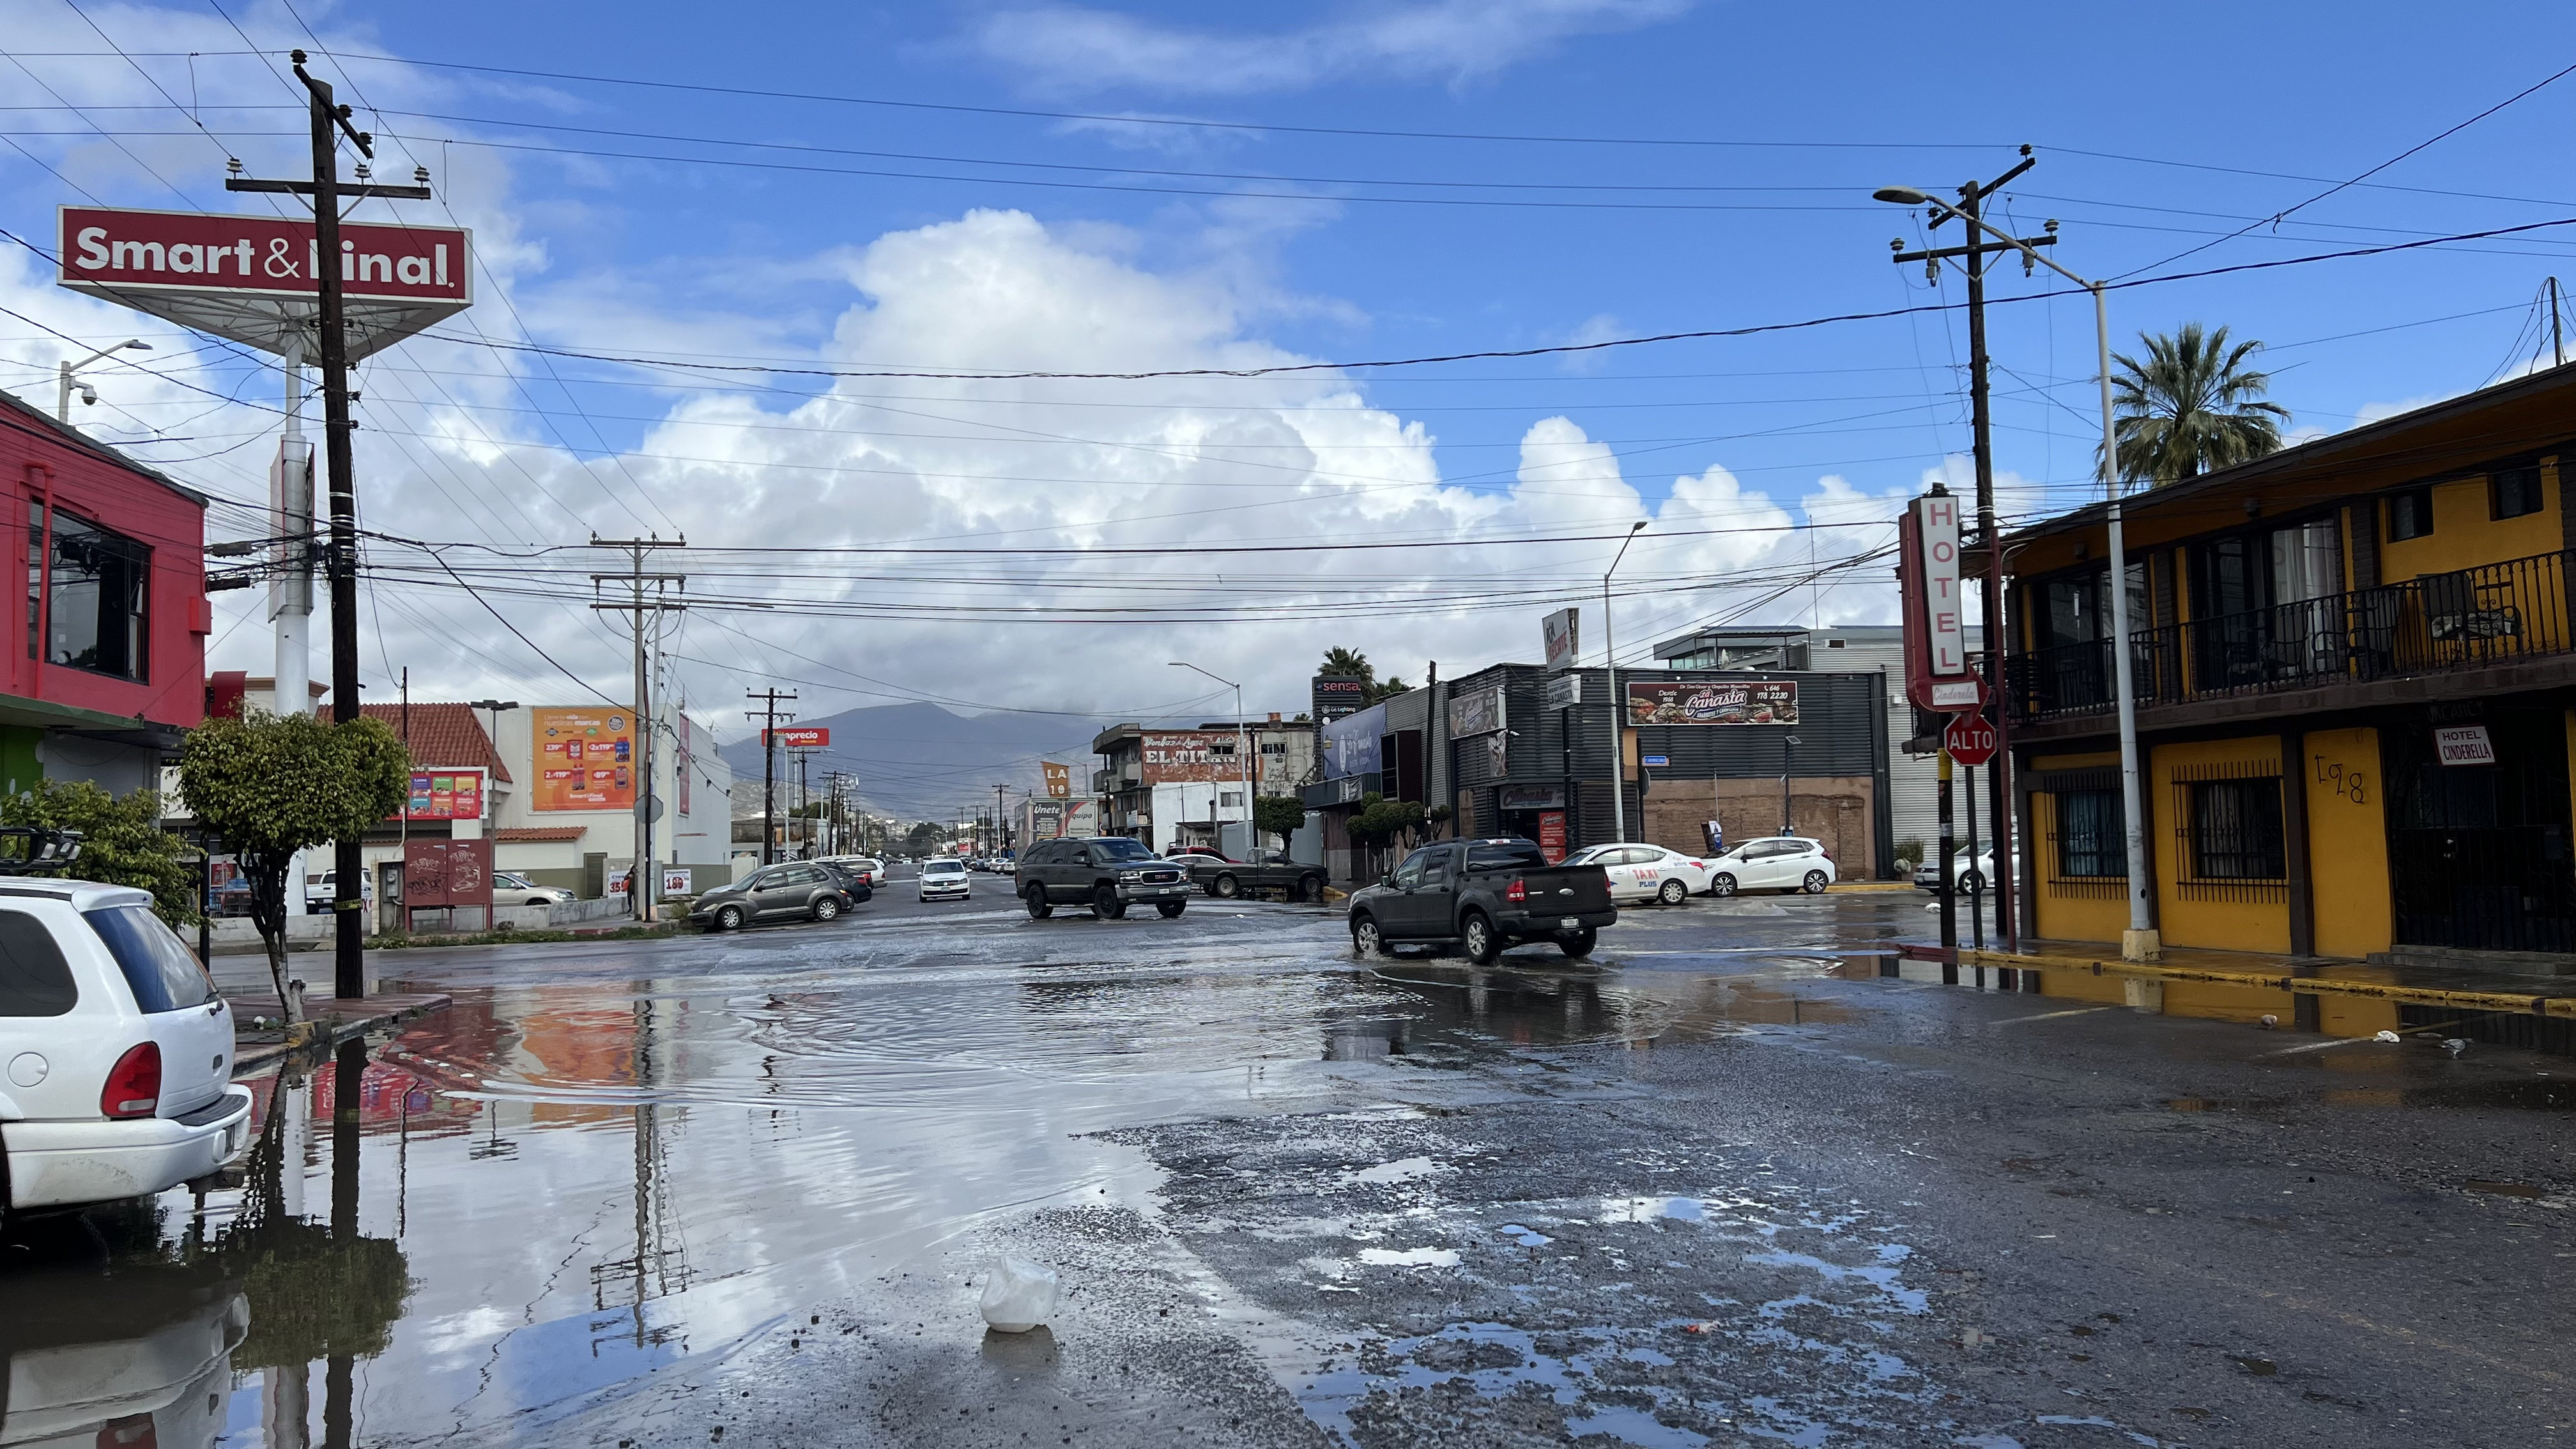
(1810, 624, 1985, 857)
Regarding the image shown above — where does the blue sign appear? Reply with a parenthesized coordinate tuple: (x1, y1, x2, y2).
(1641, 754, 1670, 767)
(1321, 702, 1386, 781)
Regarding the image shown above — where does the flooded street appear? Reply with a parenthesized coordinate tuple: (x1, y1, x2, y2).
(8, 884, 2570, 1447)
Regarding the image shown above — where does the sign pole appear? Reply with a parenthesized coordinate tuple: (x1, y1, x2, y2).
(1936, 747, 1958, 985)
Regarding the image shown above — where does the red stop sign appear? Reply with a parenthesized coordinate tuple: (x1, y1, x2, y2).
(1943, 712, 1998, 767)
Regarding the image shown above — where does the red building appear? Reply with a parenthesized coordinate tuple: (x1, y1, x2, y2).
(0, 386, 209, 795)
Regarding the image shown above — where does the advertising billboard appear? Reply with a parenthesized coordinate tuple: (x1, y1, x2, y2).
(1321, 703, 1385, 781)
(1542, 608, 1580, 673)
(1446, 685, 1505, 739)
(765, 726, 830, 749)
(1625, 679, 1800, 726)
(1311, 675, 1370, 723)
(403, 767, 486, 822)
(1139, 731, 1243, 785)
(533, 707, 637, 811)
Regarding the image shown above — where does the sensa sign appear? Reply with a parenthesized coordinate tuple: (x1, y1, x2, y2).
(58, 206, 469, 302)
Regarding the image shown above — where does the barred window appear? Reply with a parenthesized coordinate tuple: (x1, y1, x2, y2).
(2055, 789, 2126, 878)
(2493, 465, 2543, 520)
(2190, 778, 2285, 880)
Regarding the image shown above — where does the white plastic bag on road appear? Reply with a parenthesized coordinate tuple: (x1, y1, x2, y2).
(979, 1257, 1061, 1333)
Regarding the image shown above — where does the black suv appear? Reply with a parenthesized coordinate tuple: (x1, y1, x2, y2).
(690, 861, 864, 931)
(1018, 836, 1192, 920)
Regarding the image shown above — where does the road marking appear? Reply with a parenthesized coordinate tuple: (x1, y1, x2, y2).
(1997, 1007, 2113, 1025)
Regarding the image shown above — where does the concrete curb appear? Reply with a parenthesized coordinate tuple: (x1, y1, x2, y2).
(1960, 947, 2576, 1020)
(233, 992, 454, 1075)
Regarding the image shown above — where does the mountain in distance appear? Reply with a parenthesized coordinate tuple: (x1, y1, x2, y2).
(712, 702, 1115, 822)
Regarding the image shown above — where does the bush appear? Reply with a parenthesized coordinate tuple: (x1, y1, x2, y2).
(0, 779, 199, 926)
(1895, 836, 1924, 869)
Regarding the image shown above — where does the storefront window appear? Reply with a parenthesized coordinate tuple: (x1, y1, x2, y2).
(26, 503, 149, 681)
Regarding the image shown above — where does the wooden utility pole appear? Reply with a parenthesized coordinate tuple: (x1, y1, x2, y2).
(227, 52, 431, 999)
(747, 689, 795, 865)
(593, 536, 684, 917)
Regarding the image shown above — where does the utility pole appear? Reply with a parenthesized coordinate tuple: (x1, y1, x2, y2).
(226, 51, 433, 1001)
(747, 689, 795, 866)
(2552, 276, 2566, 369)
(593, 535, 684, 921)
(995, 783, 1006, 854)
(1889, 146, 2051, 957)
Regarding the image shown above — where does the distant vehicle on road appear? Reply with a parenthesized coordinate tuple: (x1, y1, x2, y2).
(1018, 836, 1192, 920)
(1561, 842, 1714, 905)
(1914, 846, 1996, 895)
(1706, 836, 1837, 896)
(1164, 845, 1229, 865)
(822, 855, 888, 889)
(689, 862, 859, 931)
(1346, 838, 1617, 963)
(493, 871, 574, 907)
(919, 857, 972, 901)
(1190, 850, 1328, 903)
(0, 872, 254, 1230)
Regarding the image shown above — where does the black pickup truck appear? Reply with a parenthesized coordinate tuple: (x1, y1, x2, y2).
(1345, 838, 1618, 963)
(1188, 851, 1330, 903)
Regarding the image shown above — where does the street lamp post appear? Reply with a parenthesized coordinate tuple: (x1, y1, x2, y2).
(1604, 521, 1648, 845)
(1873, 186, 2154, 962)
(56, 339, 151, 422)
(1169, 661, 1247, 855)
(1779, 733, 1801, 836)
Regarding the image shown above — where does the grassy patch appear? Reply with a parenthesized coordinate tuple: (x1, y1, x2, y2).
(371, 922, 681, 949)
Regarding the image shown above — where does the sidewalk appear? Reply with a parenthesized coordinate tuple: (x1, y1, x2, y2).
(1898, 933, 2576, 1035)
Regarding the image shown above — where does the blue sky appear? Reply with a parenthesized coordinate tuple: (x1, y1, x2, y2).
(2, 1, 2573, 790)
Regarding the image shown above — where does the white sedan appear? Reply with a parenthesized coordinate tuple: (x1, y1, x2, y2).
(1562, 842, 1716, 905)
(1, 876, 253, 1229)
(1706, 836, 1837, 896)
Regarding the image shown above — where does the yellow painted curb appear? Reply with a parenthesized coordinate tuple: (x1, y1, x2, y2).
(1961, 947, 2576, 1019)
(1830, 882, 1919, 893)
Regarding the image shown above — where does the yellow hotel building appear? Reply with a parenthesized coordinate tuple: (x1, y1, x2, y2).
(1998, 362, 2574, 971)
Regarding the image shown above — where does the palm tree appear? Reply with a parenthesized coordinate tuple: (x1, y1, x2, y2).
(1319, 647, 1373, 680)
(2109, 323, 2290, 488)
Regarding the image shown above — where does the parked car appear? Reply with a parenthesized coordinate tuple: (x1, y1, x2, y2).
(302, 868, 371, 913)
(688, 862, 856, 931)
(1346, 838, 1618, 963)
(1018, 836, 1192, 920)
(1914, 847, 1996, 894)
(813, 861, 877, 904)
(1561, 842, 1715, 905)
(0, 875, 254, 1229)
(1164, 845, 1230, 865)
(1705, 836, 1837, 896)
(822, 855, 889, 889)
(1190, 850, 1329, 903)
(493, 871, 574, 907)
(919, 857, 972, 901)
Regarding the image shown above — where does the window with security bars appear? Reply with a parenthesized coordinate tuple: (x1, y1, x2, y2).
(2189, 778, 2285, 881)
(2054, 790, 2126, 878)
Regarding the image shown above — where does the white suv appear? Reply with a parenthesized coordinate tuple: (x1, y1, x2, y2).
(1, 878, 253, 1227)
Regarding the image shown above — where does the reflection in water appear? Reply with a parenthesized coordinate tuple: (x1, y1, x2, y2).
(0, 1041, 409, 1449)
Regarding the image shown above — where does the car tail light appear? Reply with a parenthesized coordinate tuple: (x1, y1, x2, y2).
(101, 1041, 161, 1119)
(1506, 877, 1527, 903)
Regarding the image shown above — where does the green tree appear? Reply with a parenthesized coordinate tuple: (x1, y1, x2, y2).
(0, 779, 198, 926)
(179, 712, 409, 1022)
(905, 820, 947, 855)
(2110, 323, 2290, 488)
(1319, 647, 1373, 679)
(1253, 793, 1306, 848)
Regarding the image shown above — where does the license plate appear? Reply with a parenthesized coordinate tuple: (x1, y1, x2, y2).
(1561, 916, 1580, 930)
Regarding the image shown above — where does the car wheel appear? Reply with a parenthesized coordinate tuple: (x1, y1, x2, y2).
(1157, 900, 1186, 919)
(1803, 870, 1829, 894)
(1558, 926, 1597, 959)
(1298, 874, 1324, 903)
(1657, 877, 1687, 907)
(811, 895, 842, 922)
(1710, 873, 1737, 897)
(1025, 884, 1053, 919)
(1460, 911, 1500, 965)
(1351, 915, 1390, 957)
(715, 904, 745, 931)
(1092, 884, 1126, 920)
(1959, 871, 1986, 895)
(1213, 873, 1239, 898)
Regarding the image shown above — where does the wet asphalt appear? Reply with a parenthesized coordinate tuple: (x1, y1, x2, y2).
(4, 866, 2571, 1448)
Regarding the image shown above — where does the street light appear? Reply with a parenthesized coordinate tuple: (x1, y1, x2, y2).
(1169, 661, 1247, 855)
(1779, 733, 1802, 836)
(57, 339, 151, 422)
(1604, 521, 1648, 844)
(1873, 187, 2152, 962)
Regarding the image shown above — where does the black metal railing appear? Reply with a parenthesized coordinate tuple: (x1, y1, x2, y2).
(2011, 548, 2574, 723)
